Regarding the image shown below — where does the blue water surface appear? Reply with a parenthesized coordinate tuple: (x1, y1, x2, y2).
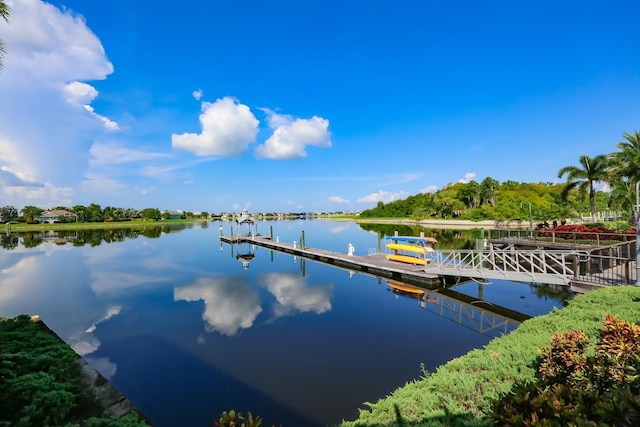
(0, 220, 569, 426)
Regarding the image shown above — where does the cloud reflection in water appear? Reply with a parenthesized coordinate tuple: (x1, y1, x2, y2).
(259, 272, 333, 319)
(174, 276, 262, 336)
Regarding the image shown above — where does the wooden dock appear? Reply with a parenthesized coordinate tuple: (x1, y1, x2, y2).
(222, 233, 638, 292)
(220, 234, 442, 287)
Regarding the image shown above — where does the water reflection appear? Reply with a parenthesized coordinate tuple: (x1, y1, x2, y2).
(175, 276, 262, 336)
(0, 222, 569, 427)
(259, 272, 332, 319)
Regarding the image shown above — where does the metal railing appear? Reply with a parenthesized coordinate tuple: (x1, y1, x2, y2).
(424, 248, 577, 285)
(486, 229, 636, 247)
(425, 243, 635, 287)
(570, 250, 634, 286)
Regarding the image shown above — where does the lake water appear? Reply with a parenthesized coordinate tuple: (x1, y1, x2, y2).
(0, 220, 572, 426)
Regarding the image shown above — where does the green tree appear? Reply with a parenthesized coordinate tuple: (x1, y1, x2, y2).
(558, 154, 610, 221)
(124, 208, 139, 220)
(458, 180, 480, 208)
(85, 203, 103, 222)
(612, 130, 640, 182)
(140, 208, 160, 220)
(20, 205, 43, 221)
(610, 130, 640, 222)
(0, 205, 17, 221)
(0, 1, 9, 71)
(479, 177, 500, 207)
(72, 205, 86, 222)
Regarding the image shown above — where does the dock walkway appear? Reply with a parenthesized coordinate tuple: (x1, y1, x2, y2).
(221, 234, 442, 286)
(221, 233, 638, 291)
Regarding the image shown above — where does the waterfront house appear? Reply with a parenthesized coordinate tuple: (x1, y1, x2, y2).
(164, 210, 185, 220)
(38, 209, 77, 223)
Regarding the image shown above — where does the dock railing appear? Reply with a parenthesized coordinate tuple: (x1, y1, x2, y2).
(425, 248, 578, 285)
(570, 240, 635, 286)
(487, 228, 636, 247)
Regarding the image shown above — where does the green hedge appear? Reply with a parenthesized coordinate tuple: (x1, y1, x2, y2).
(0, 315, 148, 427)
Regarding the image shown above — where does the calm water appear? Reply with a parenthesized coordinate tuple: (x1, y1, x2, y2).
(0, 220, 571, 426)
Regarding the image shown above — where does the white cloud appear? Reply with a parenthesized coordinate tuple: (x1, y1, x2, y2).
(329, 195, 350, 204)
(192, 89, 204, 100)
(260, 272, 332, 318)
(420, 185, 438, 194)
(0, 0, 115, 207)
(172, 97, 259, 157)
(3, 0, 113, 82)
(357, 190, 408, 204)
(81, 172, 127, 196)
(133, 185, 156, 195)
(458, 172, 477, 183)
(174, 277, 262, 336)
(255, 109, 331, 159)
(89, 142, 169, 165)
(3, 182, 74, 205)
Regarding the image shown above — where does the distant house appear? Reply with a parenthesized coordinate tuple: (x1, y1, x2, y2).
(38, 209, 77, 223)
(164, 210, 185, 220)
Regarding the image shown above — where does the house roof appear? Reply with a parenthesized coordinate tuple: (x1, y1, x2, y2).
(40, 209, 75, 218)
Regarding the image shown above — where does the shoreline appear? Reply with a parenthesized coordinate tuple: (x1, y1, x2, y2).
(335, 217, 528, 230)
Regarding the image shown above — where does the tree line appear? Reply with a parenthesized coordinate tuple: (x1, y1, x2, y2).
(361, 130, 640, 225)
(0, 204, 210, 223)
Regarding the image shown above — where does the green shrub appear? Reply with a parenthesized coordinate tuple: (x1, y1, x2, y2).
(0, 315, 149, 427)
(491, 314, 640, 425)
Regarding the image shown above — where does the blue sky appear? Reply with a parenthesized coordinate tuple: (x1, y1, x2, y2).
(1, 0, 639, 213)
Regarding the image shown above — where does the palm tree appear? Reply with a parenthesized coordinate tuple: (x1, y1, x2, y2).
(0, 1, 10, 71)
(611, 130, 640, 181)
(557, 154, 610, 221)
(609, 130, 640, 222)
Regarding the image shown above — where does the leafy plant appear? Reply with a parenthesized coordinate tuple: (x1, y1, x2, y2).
(491, 314, 640, 425)
(214, 409, 265, 427)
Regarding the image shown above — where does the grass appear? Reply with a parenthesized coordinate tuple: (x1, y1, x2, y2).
(339, 286, 640, 426)
(2, 218, 207, 232)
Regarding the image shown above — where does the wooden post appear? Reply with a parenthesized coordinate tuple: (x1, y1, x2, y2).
(301, 231, 305, 249)
(625, 261, 630, 284)
(270, 225, 273, 241)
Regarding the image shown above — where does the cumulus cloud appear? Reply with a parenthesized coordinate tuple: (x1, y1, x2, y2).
(329, 195, 350, 204)
(3, 0, 113, 82)
(458, 172, 477, 183)
(171, 97, 259, 157)
(357, 190, 408, 204)
(0, 0, 115, 207)
(255, 109, 331, 159)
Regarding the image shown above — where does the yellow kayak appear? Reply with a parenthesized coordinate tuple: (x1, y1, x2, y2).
(386, 253, 430, 265)
(386, 243, 432, 254)
(387, 281, 425, 296)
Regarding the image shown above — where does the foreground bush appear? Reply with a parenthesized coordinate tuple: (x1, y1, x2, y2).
(0, 315, 148, 427)
(491, 314, 640, 426)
